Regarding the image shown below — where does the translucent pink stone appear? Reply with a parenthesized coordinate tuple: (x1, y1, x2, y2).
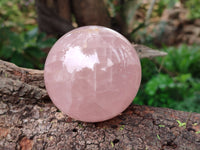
(44, 26, 141, 122)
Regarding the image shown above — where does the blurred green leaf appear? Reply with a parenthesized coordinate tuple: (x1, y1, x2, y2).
(25, 27, 38, 40)
(186, 0, 200, 19)
(0, 26, 55, 69)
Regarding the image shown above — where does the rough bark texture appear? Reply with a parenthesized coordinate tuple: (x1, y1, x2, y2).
(72, 0, 111, 27)
(1, 98, 200, 150)
(35, 0, 74, 37)
(0, 60, 48, 100)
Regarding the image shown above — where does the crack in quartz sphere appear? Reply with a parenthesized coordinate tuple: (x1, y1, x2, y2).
(44, 26, 141, 122)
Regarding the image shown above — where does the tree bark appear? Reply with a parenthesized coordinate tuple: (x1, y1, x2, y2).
(35, 0, 74, 37)
(72, 0, 111, 27)
(1, 94, 200, 149)
(35, 0, 112, 37)
(0, 60, 48, 101)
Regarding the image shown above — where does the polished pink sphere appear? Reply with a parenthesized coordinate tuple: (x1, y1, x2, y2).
(44, 26, 141, 122)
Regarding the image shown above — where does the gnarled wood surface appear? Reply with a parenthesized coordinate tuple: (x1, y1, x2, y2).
(1, 97, 200, 149)
(1, 53, 200, 149)
(0, 60, 47, 101)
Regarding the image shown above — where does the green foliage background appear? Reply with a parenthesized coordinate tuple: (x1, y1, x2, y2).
(0, 0, 56, 69)
(134, 45, 200, 113)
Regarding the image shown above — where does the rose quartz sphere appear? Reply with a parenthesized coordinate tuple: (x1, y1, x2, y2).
(44, 26, 141, 122)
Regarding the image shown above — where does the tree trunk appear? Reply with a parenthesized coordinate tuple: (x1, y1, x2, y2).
(2, 48, 199, 150)
(72, 0, 111, 27)
(35, 0, 111, 37)
(35, 0, 74, 37)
